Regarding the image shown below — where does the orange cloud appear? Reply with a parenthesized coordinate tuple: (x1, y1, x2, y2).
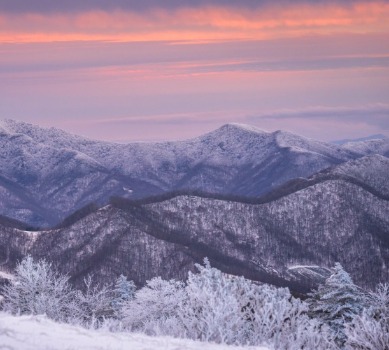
(1, 2, 389, 43)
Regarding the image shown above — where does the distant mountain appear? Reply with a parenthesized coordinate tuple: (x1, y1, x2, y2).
(332, 134, 387, 145)
(0, 119, 362, 226)
(341, 138, 389, 158)
(1, 155, 387, 292)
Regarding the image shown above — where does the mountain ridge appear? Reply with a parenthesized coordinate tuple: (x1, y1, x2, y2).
(0, 154, 387, 292)
(1, 119, 376, 226)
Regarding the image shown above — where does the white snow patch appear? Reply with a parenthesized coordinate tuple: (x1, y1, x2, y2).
(0, 313, 269, 350)
(288, 265, 322, 270)
(123, 187, 133, 194)
(22, 230, 43, 243)
(0, 270, 14, 280)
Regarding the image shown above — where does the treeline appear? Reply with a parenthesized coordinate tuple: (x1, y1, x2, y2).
(1, 170, 385, 232)
(110, 172, 389, 208)
(1, 256, 388, 349)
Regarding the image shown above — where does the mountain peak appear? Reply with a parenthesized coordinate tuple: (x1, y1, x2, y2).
(221, 123, 268, 134)
(199, 123, 267, 138)
(0, 118, 16, 133)
(198, 123, 269, 143)
(0, 118, 35, 131)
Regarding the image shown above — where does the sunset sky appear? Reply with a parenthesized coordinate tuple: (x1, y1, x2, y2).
(1, 0, 388, 142)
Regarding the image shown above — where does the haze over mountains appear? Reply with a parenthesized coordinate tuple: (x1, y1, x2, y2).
(0, 119, 388, 292)
(1, 119, 387, 227)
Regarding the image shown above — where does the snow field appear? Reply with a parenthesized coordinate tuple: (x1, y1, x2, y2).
(0, 313, 269, 350)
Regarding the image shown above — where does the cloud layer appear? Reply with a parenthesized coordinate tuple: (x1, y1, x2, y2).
(1, 1, 389, 43)
(2, 0, 385, 13)
(0, 0, 388, 141)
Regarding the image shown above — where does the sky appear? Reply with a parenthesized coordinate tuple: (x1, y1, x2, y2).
(1, 0, 389, 142)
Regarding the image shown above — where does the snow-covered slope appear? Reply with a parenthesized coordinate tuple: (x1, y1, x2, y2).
(341, 138, 389, 157)
(0, 313, 267, 350)
(332, 134, 387, 145)
(327, 154, 389, 196)
(0, 119, 361, 226)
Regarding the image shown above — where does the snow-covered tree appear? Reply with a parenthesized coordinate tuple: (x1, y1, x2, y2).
(245, 283, 336, 349)
(1, 256, 344, 348)
(367, 282, 389, 320)
(178, 258, 253, 344)
(179, 259, 336, 349)
(344, 283, 389, 350)
(2, 256, 78, 322)
(76, 275, 114, 328)
(344, 309, 389, 350)
(307, 262, 365, 345)
(123, 276, 187, 336)
(112, 274, 136, 318)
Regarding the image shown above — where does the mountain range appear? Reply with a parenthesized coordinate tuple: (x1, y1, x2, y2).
(0, 120, 388, 292)
(1, 119, 387, 227)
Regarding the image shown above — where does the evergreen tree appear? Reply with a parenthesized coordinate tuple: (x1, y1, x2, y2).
(307, 262, 365, 345)
(112, 274, 136, 317)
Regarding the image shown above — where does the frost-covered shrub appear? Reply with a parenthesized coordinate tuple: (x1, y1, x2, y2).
(5, 256, 370, 349)
(75, 275, 115, 328)
(122, 259, 336, 349)
(1, 256, 78, 322)
(344, 283, 389, 350)
(180, 260, 335, 349)
(178, 259, 253, 344)
(367, 283, 389, 320)
(245, 284, 336, 349)
(344, 310, 389, 350)
(123, 276, 187, 336)
(1, 256, 138, 329)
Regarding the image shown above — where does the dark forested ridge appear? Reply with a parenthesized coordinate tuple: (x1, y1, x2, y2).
(0, 154, 388, 293)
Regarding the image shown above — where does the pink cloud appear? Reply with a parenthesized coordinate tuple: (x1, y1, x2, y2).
(0, 2, 388, 43)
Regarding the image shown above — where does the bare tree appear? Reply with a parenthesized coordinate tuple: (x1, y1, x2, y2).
(2, 256, 78, 322)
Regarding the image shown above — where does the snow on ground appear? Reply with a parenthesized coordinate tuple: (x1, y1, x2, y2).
(0, 313, 270, 350)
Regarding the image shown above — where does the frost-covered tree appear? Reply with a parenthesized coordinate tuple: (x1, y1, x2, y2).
(123, 276, 187, 336)
(76, 275, 114, 328)
(120, 259, 338, 348)
(245, 283, 336, 349)
(344, 309, 389, 350)
(2, 256, 78, 322)
(112, 274, 136, 318)
(344, 283, 389, 350)
(178, 258, 253, 344)
(179, 259, 335, 349)
(367, 283, 389, 320)
(307, 262, 365, 345)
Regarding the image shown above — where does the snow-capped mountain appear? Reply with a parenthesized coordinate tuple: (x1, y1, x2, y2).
(332, 134, 387, 145)
(1, 155, 387, 292)
(341, 138, 389, 157)
(0, 119, 364, 226)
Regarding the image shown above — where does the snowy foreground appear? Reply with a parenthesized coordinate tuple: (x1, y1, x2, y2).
(0, 313, 269, 350)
